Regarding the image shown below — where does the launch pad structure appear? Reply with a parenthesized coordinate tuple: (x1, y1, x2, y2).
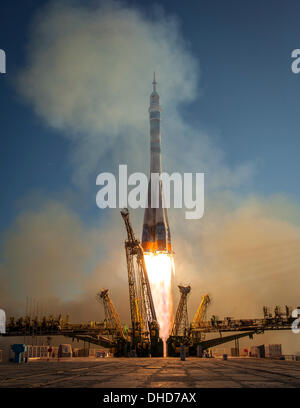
(3, 208, 296, 358)
(1, 77, 298, 358)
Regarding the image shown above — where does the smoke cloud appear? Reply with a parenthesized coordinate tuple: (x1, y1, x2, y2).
(17, 0, 254, 189)
(173, 195, 300, 317)
(0, 199, 130, 322)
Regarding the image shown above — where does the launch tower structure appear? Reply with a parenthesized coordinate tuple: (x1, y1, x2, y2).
(171, 285, 191, 337)
(121, 208, 163, 357)
(96, 289, 125, 340)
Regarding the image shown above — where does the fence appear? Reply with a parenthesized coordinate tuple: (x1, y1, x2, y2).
(25, 345, 105, 359)
(283, 355, 300, 361)
(25, 345, 59, 359)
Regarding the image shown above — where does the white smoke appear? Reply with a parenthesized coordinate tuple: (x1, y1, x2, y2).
(17, 0, 254, 189)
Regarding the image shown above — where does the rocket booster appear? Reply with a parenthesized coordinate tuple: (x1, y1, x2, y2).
(142, 74, 172, 254)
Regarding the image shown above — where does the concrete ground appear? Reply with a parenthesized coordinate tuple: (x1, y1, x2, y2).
(0, 357, 299, 388)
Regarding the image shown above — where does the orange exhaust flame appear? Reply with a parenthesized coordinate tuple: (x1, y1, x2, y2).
(144, 253, 174, 344)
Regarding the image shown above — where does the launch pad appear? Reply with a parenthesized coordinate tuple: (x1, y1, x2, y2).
(0, 357, 300, 388)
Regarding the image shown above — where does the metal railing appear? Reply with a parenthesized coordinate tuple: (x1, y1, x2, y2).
(25, 345, 58, 359)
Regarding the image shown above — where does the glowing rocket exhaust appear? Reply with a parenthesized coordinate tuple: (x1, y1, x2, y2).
(142, 74, 174, 342)
(143, 253, 174, 341)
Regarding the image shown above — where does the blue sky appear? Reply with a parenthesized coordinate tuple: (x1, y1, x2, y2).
(1, 0, 299, 235)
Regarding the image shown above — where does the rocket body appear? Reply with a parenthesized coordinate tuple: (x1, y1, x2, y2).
(142, 76, 172, 254)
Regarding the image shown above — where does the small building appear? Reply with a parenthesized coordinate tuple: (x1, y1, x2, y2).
(265, 344, 282, 359)
(58, 344, 72, 358)
(250, 345, 265, 358)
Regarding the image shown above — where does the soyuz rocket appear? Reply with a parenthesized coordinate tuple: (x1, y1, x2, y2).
(141, 74, 172, 254)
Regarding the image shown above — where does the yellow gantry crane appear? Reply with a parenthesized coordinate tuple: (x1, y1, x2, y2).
(120, 208, 163, 356)
(192, 294, 211, 328)
(170, 285, 191, 337)
(190, 294, 211, 346)
(95, 289, 129, 356)
(96, 289, 125, 340)
(167, 285, 191, 356)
